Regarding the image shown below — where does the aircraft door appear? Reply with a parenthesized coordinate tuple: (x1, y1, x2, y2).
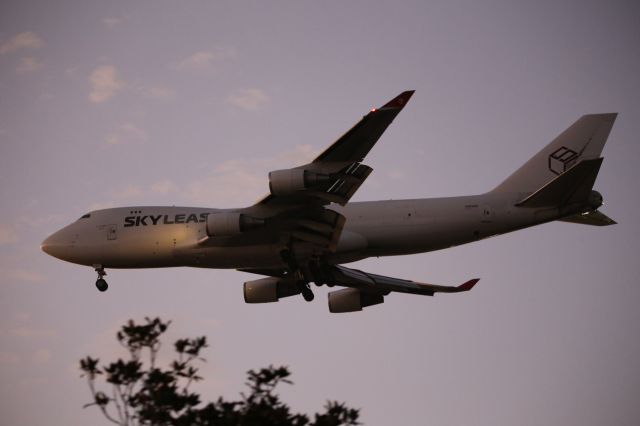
(107, 224, 117, 240)
(481, 205, 493, 223)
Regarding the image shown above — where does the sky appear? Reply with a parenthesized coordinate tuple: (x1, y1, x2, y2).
(1, 1, 639, 425)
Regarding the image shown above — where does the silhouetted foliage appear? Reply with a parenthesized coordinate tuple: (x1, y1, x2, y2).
(80, 317, 360, 426)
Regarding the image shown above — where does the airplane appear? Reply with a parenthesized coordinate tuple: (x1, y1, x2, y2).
(41, 91, 617, 313)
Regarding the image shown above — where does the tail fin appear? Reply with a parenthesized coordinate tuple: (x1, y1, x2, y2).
(492, 113, 617, 194)
(515, 158, 602, 207)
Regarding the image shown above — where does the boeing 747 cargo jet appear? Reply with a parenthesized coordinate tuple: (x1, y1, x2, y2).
(42, 91, 617, 312)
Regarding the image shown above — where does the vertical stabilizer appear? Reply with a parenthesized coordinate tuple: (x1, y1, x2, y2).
(492, 113, 617, 194)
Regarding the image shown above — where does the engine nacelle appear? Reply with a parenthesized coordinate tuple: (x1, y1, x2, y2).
(268, 168, 331, 196)
(206, 212, 264, 237)
(327, 288, 384, 313)
(243, 277, 299, 303)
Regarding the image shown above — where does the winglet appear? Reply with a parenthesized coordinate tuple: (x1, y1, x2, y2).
(457, 278, 480, 292)
(380, 90, 415, 110)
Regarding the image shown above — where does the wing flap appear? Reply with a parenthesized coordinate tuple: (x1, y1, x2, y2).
(296, 219, 335, 235)
(275, 207, 346, 253)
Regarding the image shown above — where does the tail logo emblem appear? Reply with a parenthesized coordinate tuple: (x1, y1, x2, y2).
(549, 146, 579, 175)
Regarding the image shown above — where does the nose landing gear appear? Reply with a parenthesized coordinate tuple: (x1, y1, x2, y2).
(93, 265, 108, 292)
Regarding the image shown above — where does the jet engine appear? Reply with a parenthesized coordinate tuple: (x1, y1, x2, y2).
(327, 288, 384, 313)
(206, 212, 264, 237)
(243, 277, 299, 303)
(268, 168, 331, 195)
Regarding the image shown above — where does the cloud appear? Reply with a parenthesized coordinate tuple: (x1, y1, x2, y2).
(84, 186, 141, 211)
(112, 185, 143, 200)
(88, 181, 151, 213)
(32, 349, 51, 365)
(178, 51, 215, 70)
(16, 56, 42, 73)
(0, 32, 43, 55)
(228, 89, 269, 111)
(88, 145, 316, 208)
(0, 316, 57, 373)
(13, 313, 31, 322)
(147, 86, 174, 100)
(185, 144, 318, 206)
(87, 201, 115, 211)
(8, 325, 56, 339)
(151, 180, 178, 195)
(102, 16, 127, 29)
(386, 170, 407, 181)
(0, 351, 20, 366)
(126, 83, 174, 101)
(104, 122, 147, 145)
(187, 163, 264, 206)
(176, 46, 237, 71)
(89, 65, 125, 103)
(16, 214, 63, 229)
(5, 268, 46, 283)
(18, 377, 48, 389)
(0, 225, 18, 244)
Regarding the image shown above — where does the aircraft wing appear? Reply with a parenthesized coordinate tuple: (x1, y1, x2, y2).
(311, 90, 415, 164)
(208, 91, 416, 263)
(321, 264, 479, 296)
(257, 90, 414, 207)
(196, 92, 414, 269)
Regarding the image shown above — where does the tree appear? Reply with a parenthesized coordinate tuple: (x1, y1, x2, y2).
(80, 317, 360, 426)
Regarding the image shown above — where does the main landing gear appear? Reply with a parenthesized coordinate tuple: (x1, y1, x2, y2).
(297, 281, 315, 302)
(94, 265, 108, 292)
(281, 249, 316, 303)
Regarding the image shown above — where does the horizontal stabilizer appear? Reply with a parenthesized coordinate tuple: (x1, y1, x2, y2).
(558, 210, 617, 226)
(516, 158, 603, 208)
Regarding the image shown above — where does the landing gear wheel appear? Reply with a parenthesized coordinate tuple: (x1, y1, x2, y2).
(308, 261, 325, 287)
(301, 287, 315, 302)
(93, 264, 108, 292)
(96, 278, 108, 292)
(296, 281, 315, 302)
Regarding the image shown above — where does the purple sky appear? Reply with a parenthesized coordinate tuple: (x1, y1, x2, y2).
(1, 1, 639, 425)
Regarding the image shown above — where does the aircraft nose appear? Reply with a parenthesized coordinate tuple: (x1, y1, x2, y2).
(41, 228, 72, 260)
(41, 234, 55, 255)
(41, 232, 58, 257)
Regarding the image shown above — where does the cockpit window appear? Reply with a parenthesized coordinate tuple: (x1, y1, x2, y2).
(80, 213, 91, 219)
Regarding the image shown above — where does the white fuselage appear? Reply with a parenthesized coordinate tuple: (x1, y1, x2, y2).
(41, 192, 567, 271)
